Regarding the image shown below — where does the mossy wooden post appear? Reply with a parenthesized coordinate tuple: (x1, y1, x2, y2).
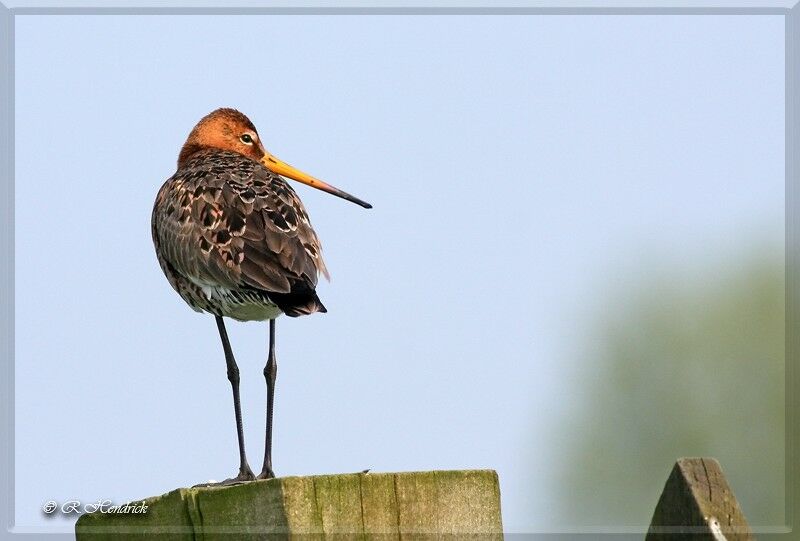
(646, 458, 753, 540)
(75, 469, 503, 539)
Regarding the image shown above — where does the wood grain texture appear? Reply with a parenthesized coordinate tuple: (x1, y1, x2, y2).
(646, 457, 754, 540)
(75, 470, 503, 540)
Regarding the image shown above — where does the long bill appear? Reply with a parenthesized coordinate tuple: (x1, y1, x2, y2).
(261, 152, 372, 209)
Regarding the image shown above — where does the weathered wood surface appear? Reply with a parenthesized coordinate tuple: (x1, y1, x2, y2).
(75, 469, 503, 540)
(646, 457, 753, 540)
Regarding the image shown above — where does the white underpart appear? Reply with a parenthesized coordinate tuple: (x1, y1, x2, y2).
(186, 275, 283, 322)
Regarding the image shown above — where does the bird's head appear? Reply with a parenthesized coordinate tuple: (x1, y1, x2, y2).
(179, 108, 372, 209)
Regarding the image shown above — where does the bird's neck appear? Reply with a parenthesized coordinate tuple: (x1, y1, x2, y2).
(177, 142, 212, 167)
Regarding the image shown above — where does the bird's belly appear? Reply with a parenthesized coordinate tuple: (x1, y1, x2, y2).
(191, 282, 283, 322)
(219, 298, 283, 322)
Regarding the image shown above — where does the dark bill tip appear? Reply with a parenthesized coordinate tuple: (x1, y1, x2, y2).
(332, 189, 372, 209)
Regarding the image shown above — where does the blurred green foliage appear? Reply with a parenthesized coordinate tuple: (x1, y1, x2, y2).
(559, 247, 785, 529)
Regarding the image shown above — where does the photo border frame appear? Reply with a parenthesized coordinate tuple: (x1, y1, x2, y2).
(1, 1, 797, 538)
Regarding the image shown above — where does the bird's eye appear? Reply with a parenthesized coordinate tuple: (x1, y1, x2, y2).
(240, 134, 253, 144)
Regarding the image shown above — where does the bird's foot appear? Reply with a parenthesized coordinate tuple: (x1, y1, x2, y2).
(194, 468, 256, 487)
(256, 467, 275, 480)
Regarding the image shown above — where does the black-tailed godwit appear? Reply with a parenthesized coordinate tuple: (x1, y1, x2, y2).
(151, 108, 371, 484)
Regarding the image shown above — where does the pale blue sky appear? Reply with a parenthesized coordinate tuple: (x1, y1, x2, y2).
(13, 13, 784, 533)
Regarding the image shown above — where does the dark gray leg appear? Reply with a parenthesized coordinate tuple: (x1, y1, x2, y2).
(257, 319, 277, 479)
(213, 315, 255, 484)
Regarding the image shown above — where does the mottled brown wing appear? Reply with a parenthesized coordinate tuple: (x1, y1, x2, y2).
(152, 150, 328, 297)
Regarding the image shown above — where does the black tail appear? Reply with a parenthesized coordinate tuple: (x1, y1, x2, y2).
(269, 289, 327, 317)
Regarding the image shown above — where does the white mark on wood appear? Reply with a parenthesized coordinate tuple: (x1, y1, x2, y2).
(708, 516, 727, 541)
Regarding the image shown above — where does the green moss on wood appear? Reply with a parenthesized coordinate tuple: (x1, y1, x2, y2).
(75, 470, 502, 540)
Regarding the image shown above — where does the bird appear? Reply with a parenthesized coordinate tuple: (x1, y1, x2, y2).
(151, 108, 371, 484)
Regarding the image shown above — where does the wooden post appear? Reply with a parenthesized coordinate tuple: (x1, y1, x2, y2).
(646, 458, 754, 540)
(75, 469, 503, 539)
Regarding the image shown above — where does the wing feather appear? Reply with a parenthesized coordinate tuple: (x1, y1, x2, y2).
(152, 150, 327, 298)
